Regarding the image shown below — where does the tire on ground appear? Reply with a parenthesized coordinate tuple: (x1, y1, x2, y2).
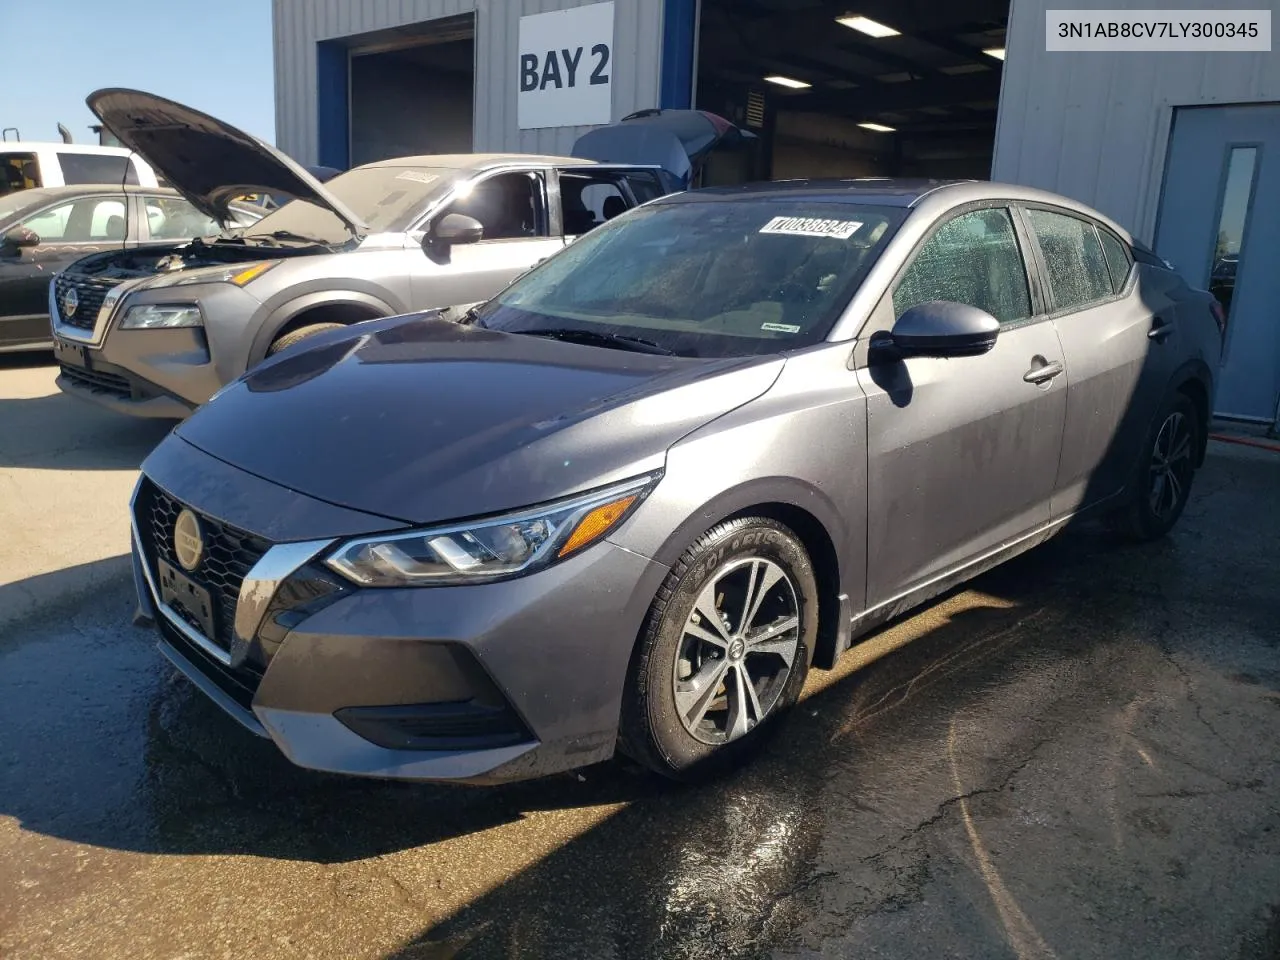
(1107, 389, 1200, 542)
(618, 516, 820, 781)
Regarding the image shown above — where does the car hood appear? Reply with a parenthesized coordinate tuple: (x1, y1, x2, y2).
(175, 315, 784, 527)
(86, 88, 366, 236)
(571, 109, 756, 188)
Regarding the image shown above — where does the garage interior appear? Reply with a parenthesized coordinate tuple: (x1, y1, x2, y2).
(694, 0, 1010, 184)
(343, 14, 475, 167)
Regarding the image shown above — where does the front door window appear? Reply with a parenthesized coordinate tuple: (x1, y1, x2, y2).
(440, 172, 546, 241)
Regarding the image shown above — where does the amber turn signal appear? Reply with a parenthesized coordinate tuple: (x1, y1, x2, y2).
(558, 495, 638, 558)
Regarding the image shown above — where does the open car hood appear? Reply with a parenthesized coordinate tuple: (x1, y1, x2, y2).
(571, 109, 756, 188)
(86, 88, 367, 235)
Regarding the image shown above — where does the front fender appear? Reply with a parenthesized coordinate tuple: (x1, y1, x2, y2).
(247, 289, 398, 365)
(611, 345, 869, 612)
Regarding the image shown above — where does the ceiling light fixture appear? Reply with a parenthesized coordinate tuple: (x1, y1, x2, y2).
(858, 122, 897, 132)
(983, 47, 1006, 60)
(764, 75, 812, 89)
(836, 16, 901, 38)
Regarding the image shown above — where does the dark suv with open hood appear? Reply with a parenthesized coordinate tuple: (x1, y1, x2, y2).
(51, 90, 748, 418)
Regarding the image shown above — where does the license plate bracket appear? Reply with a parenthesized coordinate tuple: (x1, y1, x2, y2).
(158, 558, 217, 640)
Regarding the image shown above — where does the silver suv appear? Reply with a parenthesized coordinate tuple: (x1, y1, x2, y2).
(50, 91, 741, 418)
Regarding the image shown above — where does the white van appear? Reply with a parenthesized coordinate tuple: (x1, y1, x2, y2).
(0, 143, 160, 194)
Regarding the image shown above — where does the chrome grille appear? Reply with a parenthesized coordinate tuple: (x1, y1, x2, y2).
(54, 273, 124, 331)
(136, 479, 271, 656)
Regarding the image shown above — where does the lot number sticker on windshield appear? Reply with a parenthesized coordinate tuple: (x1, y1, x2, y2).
(760, 216, 863, 240)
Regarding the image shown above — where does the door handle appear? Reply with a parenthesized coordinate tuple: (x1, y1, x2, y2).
(1023, 359, 1064, 384)
(1148, 316, 1176, 342)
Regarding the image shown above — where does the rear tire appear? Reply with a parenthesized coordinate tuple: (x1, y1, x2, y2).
(1107, 391, 1199, 542)
(267, 322, 347, 356)
(618, 517, 819, 781)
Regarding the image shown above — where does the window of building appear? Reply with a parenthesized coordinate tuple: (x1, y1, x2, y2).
(1206, 146, 1259, 321)
(894, 207, 1032, 326)
(1026, 208, 1113, 312)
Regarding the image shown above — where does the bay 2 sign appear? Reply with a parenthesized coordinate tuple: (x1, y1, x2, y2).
(518, 1, 614, 130)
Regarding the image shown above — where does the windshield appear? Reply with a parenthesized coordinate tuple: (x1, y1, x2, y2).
(0, 190, 38, 222)
(246, 164, 459, 242)
(474, 198, 904, 358)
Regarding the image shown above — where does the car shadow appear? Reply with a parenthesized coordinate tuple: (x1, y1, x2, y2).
(5, 460, 1277, 958)
(1, 528, 1128, 865)
(0, 353, 175, 470)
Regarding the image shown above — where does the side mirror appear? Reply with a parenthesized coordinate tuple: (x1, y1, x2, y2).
(885, 300, 999, 359)
(430, 213, 484, 246)
(422, 213, 484, 263)
(1, 226, 40, 251)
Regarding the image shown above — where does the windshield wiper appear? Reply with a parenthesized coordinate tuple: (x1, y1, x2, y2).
(245, 229, 332, 246)
(516, 328, 675, 356)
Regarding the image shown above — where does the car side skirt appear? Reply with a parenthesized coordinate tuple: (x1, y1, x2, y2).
(836, 496, 1120, 664)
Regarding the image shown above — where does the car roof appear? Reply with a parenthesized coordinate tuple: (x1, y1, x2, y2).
(364, 153, 598, 172)
(2, 185, 186, 205)
(0, 143, 137, 155)
(654, 178, 1134, 241)
(658, 178, 973, 207)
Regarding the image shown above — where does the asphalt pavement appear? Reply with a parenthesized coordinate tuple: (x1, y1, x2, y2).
(2, 354, 1278, 960)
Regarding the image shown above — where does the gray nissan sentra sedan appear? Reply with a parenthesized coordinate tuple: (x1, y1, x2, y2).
(129, 179, 1223, 783)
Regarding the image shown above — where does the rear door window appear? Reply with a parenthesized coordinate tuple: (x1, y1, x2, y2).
(1097, 228, 1132, 294)
(1, 152, 40, 195)
(1025, 208, 1113, 312)
(58, 152, 135, 186)
(622, 171, 665, 204)
(558, 171, 630, 236)
(894, 207, 1033, 326)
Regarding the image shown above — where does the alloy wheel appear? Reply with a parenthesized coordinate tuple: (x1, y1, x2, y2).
(672, 557, 801, 745)
(1149, 410, 1194, 520)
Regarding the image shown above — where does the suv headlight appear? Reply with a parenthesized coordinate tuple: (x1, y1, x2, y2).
(160, 261, 278, 287)
(119, 303, 203, 329)
(325, 474, 658, 587)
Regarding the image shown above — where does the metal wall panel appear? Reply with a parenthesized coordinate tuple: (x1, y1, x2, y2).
(994, 0, 1280, 243)
(272, 0, 665, 165)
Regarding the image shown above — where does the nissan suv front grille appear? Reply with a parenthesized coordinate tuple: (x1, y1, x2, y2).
(54, 273, 124, 331)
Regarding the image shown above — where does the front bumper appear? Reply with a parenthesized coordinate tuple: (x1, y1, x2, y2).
(52, 277, 261, 418)
(131, 439, 668, 784)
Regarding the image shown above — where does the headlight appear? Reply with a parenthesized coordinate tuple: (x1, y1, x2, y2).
(119, 303, 203, 329)
(325, 474, 657, 587)
(159, 261, 278, 287)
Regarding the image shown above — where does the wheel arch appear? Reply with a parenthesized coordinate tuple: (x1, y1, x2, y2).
(248, 291, 394, 365)
(634, 478, 850, 673)
(1168, 359, 1213, 466)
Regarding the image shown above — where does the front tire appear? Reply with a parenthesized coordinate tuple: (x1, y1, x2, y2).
(1108, 391, 1199, 541)
(267, 322, 347, 356)
(619, 517, 819, 781)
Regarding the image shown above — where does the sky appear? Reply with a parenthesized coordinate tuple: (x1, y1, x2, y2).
(0, 0, 276, 146)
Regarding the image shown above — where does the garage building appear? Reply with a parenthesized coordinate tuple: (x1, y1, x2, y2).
(272, 0, 1279, 428)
